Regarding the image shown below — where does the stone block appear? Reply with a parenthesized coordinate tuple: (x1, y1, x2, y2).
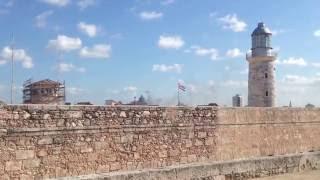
(16, 150, 34, 160)
(106, 155, 117, 162)
(143, 111, 150, 116)
(94, 142, 108, 150)
(37, 149, 48, 157)
(185, 139, 193, 147)
(5, 161, 22, 171)
(96, 165, 109, 173)
(81, 147, 93, 153)
(23, 159, 41, 168)
(110, 162, 121, 171)
(120, 111, 127, 118)
(43, 114, 51, 120)
(214, 175, 226, 180)
(38, 137, 53, 145)
(66, 111, 83, 119)
(23, 112, 31, 119)
(121, 134, 134, 143)
(19, 175, 33, 180)
(56, 119, 65, 127)
(205, 137, 215, 146)
(169, 149, 180, 157)
(134, 153, 140, 159)
(1, 175, 10, 180)
(195, 139, 203, 146)
(55, 167, 68, 177)
(187, 154, 197, 162)
(159, 150, 168, 158)
(88, 153, 98, 161)
(198, 132, 207, 138)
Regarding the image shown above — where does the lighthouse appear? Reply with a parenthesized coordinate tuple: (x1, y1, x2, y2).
(246, 22, 276, 107)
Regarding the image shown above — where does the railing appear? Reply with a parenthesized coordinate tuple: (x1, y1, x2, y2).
(246, 51, 278, 59)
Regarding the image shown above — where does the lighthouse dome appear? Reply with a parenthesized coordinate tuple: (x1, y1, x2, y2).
(252, 22, 272, 36)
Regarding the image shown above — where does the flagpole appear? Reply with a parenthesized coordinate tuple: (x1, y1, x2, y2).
(10, 35, 14, 104)
(177, 85, 180, 106)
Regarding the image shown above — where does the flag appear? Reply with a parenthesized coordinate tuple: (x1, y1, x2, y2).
(178, 83, 186, 92)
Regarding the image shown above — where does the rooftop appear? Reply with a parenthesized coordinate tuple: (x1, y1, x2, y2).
(252, 22, 272, 36)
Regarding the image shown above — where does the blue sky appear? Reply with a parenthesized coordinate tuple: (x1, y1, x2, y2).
(1, 0, 320, 106)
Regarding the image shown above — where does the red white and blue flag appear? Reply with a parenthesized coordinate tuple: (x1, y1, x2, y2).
(178, 83, 186, 92)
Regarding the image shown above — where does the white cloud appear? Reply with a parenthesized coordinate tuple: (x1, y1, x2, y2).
(77, 0, 96, 10)
(48, 35, 82, 52)
(140, 11, 163, 20)
(35, 10, 53, 28)
(192, 46, 219, 60)
(152, 64, 183, 73)
(41, 0, 70, 7)
(5, 0, 14, 8)
(209, 12, 217, 18)
(226, 48, 244, 58)
(124, 86, 137, 92)
(58, 63, 86, 73)
(221, 80, 247, 87)
(218, 14, 247, 32)
(0, 46, 33, 68)
(270, 29, 285, 36)
(277, 74, 320, 106)
(314, 30, 320, 37)
(161, 0, 174, 5)
(79, 44, 111, 59)
(77, 22, 98, 37)
(282, 75, 318, 85)
(281, 57, 308, 66)
(188, 84, 197, 93)
(158, 35, 184, 49)
(208, 80, 215, 87)
(224, 66, 230, 71)
(311, 63, 320, 68)
(0, 59, 6, 65)
(240, 68, 249, 75)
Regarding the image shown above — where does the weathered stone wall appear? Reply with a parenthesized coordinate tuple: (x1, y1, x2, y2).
(0, 105, 319, 179)
(55, 151, 320, 180)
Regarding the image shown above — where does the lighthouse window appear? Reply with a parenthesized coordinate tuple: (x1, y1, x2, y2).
(266, 36, 271, 47)
(266, 91, 269, 97)
(261, 36, 266, 47)
(265, 73, 268, 78)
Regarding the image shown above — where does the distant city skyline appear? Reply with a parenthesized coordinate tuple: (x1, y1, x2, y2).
(0, 0, 320, 106)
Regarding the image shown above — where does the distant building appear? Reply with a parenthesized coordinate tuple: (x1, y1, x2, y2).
(76, 102, 93, 105)
(23, 79, 65, 105)
(247, 22, 276, 107)
(127, 95, 148, 105)
(232, 94, 243, 107)
(305, 103, 315, 108)
(105, 100, 122, 106)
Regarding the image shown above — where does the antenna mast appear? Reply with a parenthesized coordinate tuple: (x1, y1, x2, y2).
(10, 35, 14, 104)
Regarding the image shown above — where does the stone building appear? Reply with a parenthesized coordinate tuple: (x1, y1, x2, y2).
(232, 94, 243, 107)
(23, 79, 65, 105)
(105, 100, 122, 106)
(246, 22, 276, 107)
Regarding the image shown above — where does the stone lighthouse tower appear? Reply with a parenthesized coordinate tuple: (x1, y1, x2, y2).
(247, 22, 276, 107)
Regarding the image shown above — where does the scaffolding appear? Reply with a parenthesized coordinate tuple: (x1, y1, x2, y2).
(23, 79, 65, 105)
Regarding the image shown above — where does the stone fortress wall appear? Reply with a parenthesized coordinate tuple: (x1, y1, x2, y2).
(0, 105, 320, 179)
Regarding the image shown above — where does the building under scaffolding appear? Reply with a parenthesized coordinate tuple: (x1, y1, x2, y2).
(23, 79, 65, 105)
